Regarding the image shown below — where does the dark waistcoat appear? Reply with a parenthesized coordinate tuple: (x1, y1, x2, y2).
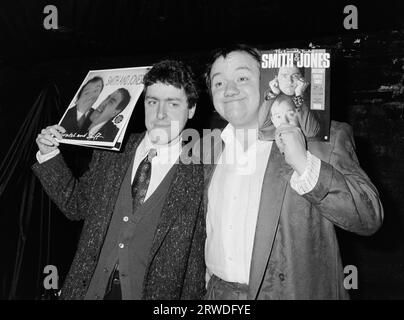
(85, 155, 177, 300)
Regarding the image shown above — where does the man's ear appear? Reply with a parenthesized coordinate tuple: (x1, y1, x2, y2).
(188, 104, 196, 119)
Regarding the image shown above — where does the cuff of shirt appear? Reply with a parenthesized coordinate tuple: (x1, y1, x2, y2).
(290, 151, 321, 195)
(36, 149, 60, 164)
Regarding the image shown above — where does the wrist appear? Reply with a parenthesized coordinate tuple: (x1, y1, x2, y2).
(37, 149, 60, 164)
(293, 154, 308, 176)
(290, 151, 321, 195)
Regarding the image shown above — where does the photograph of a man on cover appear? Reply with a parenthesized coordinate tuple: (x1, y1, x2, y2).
(60, 76, 104, 134)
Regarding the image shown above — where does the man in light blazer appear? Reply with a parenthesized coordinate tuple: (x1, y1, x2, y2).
(201, 44, 383, 299)
(33, 60, 205, 300)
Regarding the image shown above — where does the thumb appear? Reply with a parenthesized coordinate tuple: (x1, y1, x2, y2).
(275, 130, 285, 154)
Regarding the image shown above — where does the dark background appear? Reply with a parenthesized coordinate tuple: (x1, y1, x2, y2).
(0, 0, 403, 299)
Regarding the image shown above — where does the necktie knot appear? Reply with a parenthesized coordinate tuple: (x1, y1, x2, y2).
(147, 148, 157, 162)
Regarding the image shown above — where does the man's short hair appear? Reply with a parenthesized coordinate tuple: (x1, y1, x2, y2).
(116, 88, 131, 112)
(77, 76, 104, 99)
(143, 60, 199, 109)
(204, 44, 261, 92)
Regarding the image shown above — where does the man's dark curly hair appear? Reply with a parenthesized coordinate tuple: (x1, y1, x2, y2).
(143, 60, 199, 109)
(204, 44, 261, 93)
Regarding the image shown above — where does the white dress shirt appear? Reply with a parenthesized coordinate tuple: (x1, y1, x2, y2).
(36, 133, 183, 202)
(205, 124, 321, 285)
(206, 124, 272, 284)
(131, 133, 182, 201)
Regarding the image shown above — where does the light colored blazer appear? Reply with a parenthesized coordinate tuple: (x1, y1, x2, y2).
(200, 121, 383, 299)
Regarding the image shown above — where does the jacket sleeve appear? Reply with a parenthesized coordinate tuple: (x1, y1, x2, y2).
(180, 193, 207, 300)
(31, 151, 102, 221)
(304, 122, 384, 235)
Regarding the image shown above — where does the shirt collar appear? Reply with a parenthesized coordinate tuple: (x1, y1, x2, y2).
(221, 123, 260, 152)
(139, 132, 183, 164)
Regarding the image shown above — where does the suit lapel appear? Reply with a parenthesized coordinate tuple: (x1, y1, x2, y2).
(148, 160, 189, 260)
(248, 143, 293, 299)
(149, 131, 224, 259)
(203, 131, 293, 299)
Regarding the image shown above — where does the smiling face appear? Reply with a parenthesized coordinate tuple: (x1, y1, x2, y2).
(277, 66, 302, 96)
(210, 51, 261, 129)
(144, 82, 195, 145)
(76, 79, 103, 113)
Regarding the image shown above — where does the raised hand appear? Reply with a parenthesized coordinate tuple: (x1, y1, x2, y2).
(275, 123, 307, 175)
(36, 124, 66, 155)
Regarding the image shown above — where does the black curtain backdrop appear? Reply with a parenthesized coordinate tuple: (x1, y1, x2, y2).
(0, 84, 63, 299)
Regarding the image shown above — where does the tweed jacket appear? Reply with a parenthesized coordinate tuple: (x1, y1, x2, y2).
(32, 133, 206, 300)
(201, 121, 383, 299)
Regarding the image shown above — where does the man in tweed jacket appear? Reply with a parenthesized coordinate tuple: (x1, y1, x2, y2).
(33, 60, 206, 300)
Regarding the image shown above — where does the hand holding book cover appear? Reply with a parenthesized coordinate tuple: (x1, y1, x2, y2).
(260, 48, 330, 141)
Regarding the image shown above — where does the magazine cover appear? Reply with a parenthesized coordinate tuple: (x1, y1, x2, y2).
(58, 66, 151, 150)
(260, 48, 331, 141)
